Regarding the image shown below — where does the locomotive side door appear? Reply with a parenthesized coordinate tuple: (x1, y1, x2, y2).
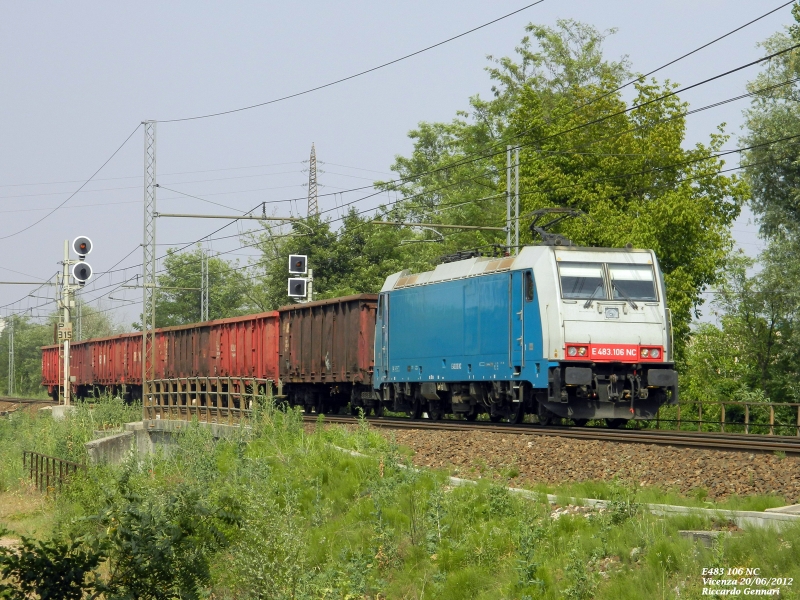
(510, 270, 524, 373)
(378, 293, 389, 381)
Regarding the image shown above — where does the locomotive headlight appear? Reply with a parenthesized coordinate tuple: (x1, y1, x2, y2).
(640, 348, 650, 358)
(650, 348, 660, 359)
(577, 346, 587, 356)
(567, 346, 578, 357)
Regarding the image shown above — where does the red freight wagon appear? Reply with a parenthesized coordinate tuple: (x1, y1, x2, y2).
(277, 294, 378, 414)
(42, 332, 142, 401)
(42, 312, 280, 404)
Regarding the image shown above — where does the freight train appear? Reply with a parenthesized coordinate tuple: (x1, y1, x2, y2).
(42, 244, 677, 426)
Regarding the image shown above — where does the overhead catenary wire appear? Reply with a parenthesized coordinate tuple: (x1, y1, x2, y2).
(1, 0, 788, 245)
(0, 123, 142, 241)
(77, 124, 800, 315)
(9, 5, 796, 322)
(156, 1, 546, 123)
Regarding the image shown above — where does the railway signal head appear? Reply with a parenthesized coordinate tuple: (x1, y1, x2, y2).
(288, 277, 307, 298)
(73, 236, 93, 258)
(288, 254, 307, 274)
(72, 262, 93, 286)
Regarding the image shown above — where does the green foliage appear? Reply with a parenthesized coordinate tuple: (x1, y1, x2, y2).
(152, 246, 252, 327)
(244, 213, 440, 311)
(0, 396, 141, 491)
(88, 484, 241, 600)
(742, 3, 800, 237)
(0, 529, 102, 600)
(382, 20, 745, 357)
(0, 482, 240, 600)
(2, 402, 800, 598)
(0, 315, 54, 397)
(680, 237, 800, 410)
(0, 304, 121, 398)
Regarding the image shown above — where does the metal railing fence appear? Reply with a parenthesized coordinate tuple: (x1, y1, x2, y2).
(23, 450, 85, 494)
(652, 401, 800, 436)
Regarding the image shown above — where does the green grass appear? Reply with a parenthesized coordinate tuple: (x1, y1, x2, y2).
(522, 480, 789, 512)
(2, 401, 800, 598)
(0, 396, 141, 491)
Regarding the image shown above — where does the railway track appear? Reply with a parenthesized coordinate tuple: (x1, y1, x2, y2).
(304, 414, 800, 455)
(0, 397, 57, 416)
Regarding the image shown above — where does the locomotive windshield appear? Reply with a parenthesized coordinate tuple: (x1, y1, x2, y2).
(608, 264, 657, 301)
(558, 262, 605, 299)
(558, 261, 659, 302)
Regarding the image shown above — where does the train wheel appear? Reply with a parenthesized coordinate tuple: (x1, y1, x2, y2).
(464, 411, 478, 421)
(373, 404, 385, 417)
(507, 403, 524, 424)
(605, 418, 627, 429)
(408, 398, 422, 420)
(573, 419, 589, 427)
(489, 413, 503, 423)
(537, 404, 554, 426)
(428, 403, 442, 421)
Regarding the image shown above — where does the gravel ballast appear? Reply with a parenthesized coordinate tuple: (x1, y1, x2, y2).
(383, 429, 800, 502)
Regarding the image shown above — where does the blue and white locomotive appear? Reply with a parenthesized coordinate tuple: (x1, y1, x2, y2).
(373, 244, 678, 426)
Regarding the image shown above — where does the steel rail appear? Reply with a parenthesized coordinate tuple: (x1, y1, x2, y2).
(0, 397, 57, 405)
(305, 415, 800, 454)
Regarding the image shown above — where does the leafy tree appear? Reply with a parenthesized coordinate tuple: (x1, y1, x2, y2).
(742, 2, 800, 237)
(710, 242, 800, 403)
(0, 529, 103, 600)
(74, 300, 123, 341)
(245, 212, 440, 311)
(0, 485, 241, 600)
(154, 247, 252, 326)
(0, 303, 119, 398)
(385, 20, 746, 356)
(0, 316, 55, 397)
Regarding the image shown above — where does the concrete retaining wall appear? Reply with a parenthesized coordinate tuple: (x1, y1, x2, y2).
(85, 419, 245, 465)
(85, 431, 134, 465)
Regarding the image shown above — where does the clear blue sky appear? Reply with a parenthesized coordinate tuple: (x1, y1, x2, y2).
(0, 0, 788, 325)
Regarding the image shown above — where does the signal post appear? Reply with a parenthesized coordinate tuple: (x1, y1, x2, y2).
(59, 237, 93, 405)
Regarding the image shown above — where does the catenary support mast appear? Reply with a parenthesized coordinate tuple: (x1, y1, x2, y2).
(7, 316, 13, 397)
(142, 121, 157, 409)
(506, 145, 512, 253)
(201, 250, 209, 321)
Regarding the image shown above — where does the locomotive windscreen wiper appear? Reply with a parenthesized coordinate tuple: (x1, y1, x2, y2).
(583, 285, 603, 308)
(612, 284, 638, 310)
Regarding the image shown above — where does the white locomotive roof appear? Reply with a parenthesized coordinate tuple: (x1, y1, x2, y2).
(381, 245, 655, 292)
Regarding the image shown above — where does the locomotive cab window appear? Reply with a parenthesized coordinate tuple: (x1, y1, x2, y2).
(608, 264, 657, 301)
(558, 262, 606, 300)
(524, 271, 534, 302)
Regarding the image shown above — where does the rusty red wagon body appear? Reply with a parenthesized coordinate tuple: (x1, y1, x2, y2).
(41, 295, 379, 418)
(277, 294, 378, 412)
(42, 312, 280, 406)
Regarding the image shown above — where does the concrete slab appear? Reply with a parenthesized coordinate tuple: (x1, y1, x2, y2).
(765, 504, 800, 514)
(39, 405, 76, 421)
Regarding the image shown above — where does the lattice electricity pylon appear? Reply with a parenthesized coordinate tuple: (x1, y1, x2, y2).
(142, 121, 157, 410)
(307, 143, 318, 217)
